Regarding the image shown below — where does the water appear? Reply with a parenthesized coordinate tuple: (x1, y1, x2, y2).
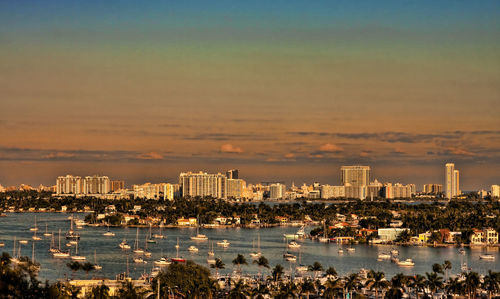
(0, 213, 498, 282)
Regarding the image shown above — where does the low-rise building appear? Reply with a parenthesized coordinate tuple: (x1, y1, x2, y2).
(377, 228, 410, 242)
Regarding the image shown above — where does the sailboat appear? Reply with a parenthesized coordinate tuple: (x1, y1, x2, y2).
(171, 237, 186, 263)
(31, 241, 40, 271)
(147, 224, 156, 243)
(208, 241, 215, 256)
(103, 223, 115, 236)
(250, 235, 262, 258)
(29, 216, 39, 231)
(119, 239, 131, 250)
(143, 235, 152, 257)
(296, 249, 308, 272)
(43, 223, 51, 237)
(133, 228, 144, 255)
(66, 215, 80, 240)
(52, 229, 70, 258)
(318, 221, 329, 243)
(93, 250, 102, 270)
(190, 217, 208, 241)
(32, 229, 42, 240)
(11, 237, 20, 264)
(71, 242, 86, 260)
(153, 223, 165, 239)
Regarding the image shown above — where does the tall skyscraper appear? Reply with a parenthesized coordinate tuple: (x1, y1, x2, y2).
(226, 169, 239, 179)
(341, 166, 370, 187)
(179, 171, 227, 199)
(445, 163, 460, 199)
(56, 175, 82, 195)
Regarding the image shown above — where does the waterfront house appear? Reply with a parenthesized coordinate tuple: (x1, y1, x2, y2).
(470, 229, 485, 245)
(377, 228, 410, 242)
(484, 228, 498, 244)
(418, 232, 432, 243)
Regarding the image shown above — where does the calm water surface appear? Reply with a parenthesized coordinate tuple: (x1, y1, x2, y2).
(0, 213, 498, 282)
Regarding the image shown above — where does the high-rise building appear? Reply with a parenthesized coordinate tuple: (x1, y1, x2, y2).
(423, 184, 443, 194)
(320, 185, 345, 199)
(269, 183, 286, 200)
(110, 180, 125, 192)
(83, 175, 110, 194)
(56, 175, 83, 195)
(226, 169, 239, 180)
(179, 171, 227, 199)
(227, 179, 244, 199)
(341, 166, 370, 187)
(491, 185, 500, 198)
(445, 163, 460, 199)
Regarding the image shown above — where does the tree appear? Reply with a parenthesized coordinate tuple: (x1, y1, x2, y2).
(300, 279, 316, 299)
(308, 261, 324, 279)
(89, 284, 110, 299)
(365, 270, 389, 298)
(272, 264, 285, 283)
(232, 254, 248, 274)
(442, 260, 452, 281)
(326, 266, 338, 278)
(425, 272, 443, 295)
(154, 260, 213, 299)
(409, 274, 426, 299)
(446, 277, 465, 297)
(276, 282, 298, 299)
(210, 258, 225, 277)
(482, 270, 500, 299)
(324, 278, 343, 299)
(251, 283, 270, 299)
(253, 256, 270, 279)
(464, 271, 480, 299)
(432, 263, 443, 275)
(395, 229, 411, 243)
(66, 261, 82, 279)
(81, 262, 95, 279)
(344, 273, 360, 299)
(428, 231, 442, 244)
(228, 279, 250, 299)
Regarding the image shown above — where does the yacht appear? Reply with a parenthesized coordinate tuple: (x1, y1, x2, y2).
(19, 240, 28, 245)
(216, 240, 230, 248)
(66, 217, 80, 240)
(133, 228, 144, 255)
(250, 235, 262, 258)
(29, 216, 39, 231)
(284, 226, 306, 239)
(458, 248, 465, 255)
(52, 230, 70, 258)
(153, 223, 165, 239)
(283, 252, 297, 262)
(171, 237, 186, 263)
(347, 247, 355, 252)
(378, 253, 391, 260)
(154, 257, 170, 266)
(390, 249, 399, 256)
(103, 224, 115, 236)
(188, 245, 199, 253)
(208, 241, 215, 256)
(147, 224, 157, 243)
(32, 230, 42, 241)
(479, 254, 495, 260)
(338, 248, 344, 254)
(207, 256, 216, 265)
(134, 257, 147, 264)
(288, 241, 301, 249)
(296, 250, 308, 272)
(119, 240, 131, 250)
(397, 259, 415, 267)
(0, 242, 4, 247)
(190, 217, 208, 241)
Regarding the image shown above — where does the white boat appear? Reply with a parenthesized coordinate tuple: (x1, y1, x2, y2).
(296, 250, 307, 272)
(154, 257, 171, 267)
(147, 224, 157, 243)
(283, 252, 297, 262)
(390, 249, 399, 256)
(32, 229, 41, 241)
(0, 242, 4, 247)
(43, 223, 51, 237)
(458, 248, 465, 255)
(338, 248, 344, 254)
(378, 253, 391, 260)
(93, 250, 102, 270)
(397, 258, 415, 267)
(134, 257, 147, 264)
(103, 224, 115, 236)
(133, 228, 144, 254)
(119, 240, 131, 250)
(19, 240, 28, 245)
(347, 247, 355, 252)
(288, 241, 301, 249)
(318, 221, 329, 243)
(479, 254, 495, 260)
(29, 216, 39, 231)
(52, 230, 70, 258)
(191, 217, 208, 241)
(207, 256, 216, 265)
(250, 235, 262, 258)
(151, 267, 161, 277)
(70, 242, 86, 261)
(66, 217, 80, 240)
(284, 226, 306, 239)
(69, 240, 78, 245)
(188, 245, 199, 252)
(74, 219, 86, 227)
(153, 223, 165, 239)
(208, 241, 215, 256)
(216, 240, 230, 248)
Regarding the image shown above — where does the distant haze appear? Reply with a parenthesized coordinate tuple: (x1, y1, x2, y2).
(0, 1, 499, 190)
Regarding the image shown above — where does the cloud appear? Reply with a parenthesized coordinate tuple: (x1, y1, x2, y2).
(42, 152, 76, 159)
(360, 151, 370, 157)
(446, 147, 475, 157)
(220, 144, 244, 154)
(284, 153, 296, 159)
(319, 143, 344, 152)
(135, 152, 164, 160)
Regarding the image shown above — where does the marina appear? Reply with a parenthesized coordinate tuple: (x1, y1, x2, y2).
(0, 212, 498, 282)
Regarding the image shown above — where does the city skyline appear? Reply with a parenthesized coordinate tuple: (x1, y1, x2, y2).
(1, 1, 499, 189)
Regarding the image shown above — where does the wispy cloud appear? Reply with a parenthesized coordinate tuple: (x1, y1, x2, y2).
(318, 143, 344, 152)
(220, 144, 244, 154)
(135, 152, 164, 160)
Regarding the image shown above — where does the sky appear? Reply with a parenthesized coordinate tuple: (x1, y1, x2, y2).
(1, 0, 499, 190)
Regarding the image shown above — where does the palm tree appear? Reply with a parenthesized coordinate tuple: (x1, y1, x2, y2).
(276, 282, 298, 299)
(232, 254, 248, 274)
(482, 270, 500, 299)
(81, 262, 95, 279)
(432, 263, 444, 275)
(66, 261, 81, 279)
(228, 279, 250, 299)
(300, 279, 316, 299)
(425, 272, 443, 296)
(308, 261, 323, 279)
(90, 284, 110, 299)
(252, 256, 270, 279)
(272, 264, 285, 284)
(210, 258, 225, 277)
(251, 283, 270, 299)
(324, 278, 343, 299)
(409, 274, 426, 299)
(442, 260, 452, 281)
(365, 270, 389, 298)
(446, 277, 465, 298)
(464, 271, 480, 299)
(344, 273, 360, 299)
(325, 266, 337, 278)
